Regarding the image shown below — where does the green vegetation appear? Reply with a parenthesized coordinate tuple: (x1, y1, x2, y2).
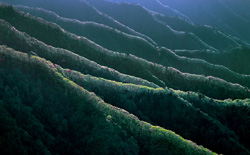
(15, 5, 158, 59)
(57, 68, 250, 155)
(0, 1, 250, 154)
(15, 5, 250, 90)
(0, 18, 158, 88)
(1, 5, 250, 100)
(0, 46, 215, 154)
(175, 46, 250, 75)
(174, 89, 250, 152)
(159, 0, 250, 44)
(0, 0, 156, 45)
(154, 14, 242, 51)
(86, 0, 213, 50)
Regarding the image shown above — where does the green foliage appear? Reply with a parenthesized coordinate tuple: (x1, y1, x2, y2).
(0, 45, 214, 154)
(175, 89, 250, 152)
(87, 0, 213, 50)
(0, 9, 250, 99)
(0, 3, 249, 155)
(60, 68, 250, 155)
(15, 2, 250, 92)
(0, 17, 158, 88)
(16, 5, 157, 60)
(175, 46, 250, 75)
(154, 13, 241, 51)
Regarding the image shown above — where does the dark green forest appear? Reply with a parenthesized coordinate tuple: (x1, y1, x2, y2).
(0, 46, 214, 155)
(0, 0, 250, 154)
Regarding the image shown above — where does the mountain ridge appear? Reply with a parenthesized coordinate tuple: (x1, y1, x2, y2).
(0, 45, 217, 154)
(1, 5, 250, 100)
(0, 1, 250, 154)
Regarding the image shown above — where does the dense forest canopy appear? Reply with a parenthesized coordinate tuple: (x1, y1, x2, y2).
(0, 0, 250, 154)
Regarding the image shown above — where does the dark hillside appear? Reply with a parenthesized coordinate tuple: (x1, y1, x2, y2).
(175, 47, 250, 75)
(86, 0, 214, 50)
(0, 1, 250, 154)
(56, 67, 250, 154)
(154, 14, 242, 51)
(175, 89, 250, 152)
(1, 6, 250, 99)
(1, 44, 249, 154)
(15, 4, 248, 85)
(0, 19, 158, 88)
(103, 0, 244, 51)
(14, 5, 157, 60)
(105, 0, 189, 19)
(0, 45, 215, 155)
(160, 0, 250, 44)
(2, 5, 250, 93)
(0, 0, 156, 45)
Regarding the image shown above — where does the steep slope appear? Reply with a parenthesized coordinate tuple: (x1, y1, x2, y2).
(1, 5, 250, 100)
(0, 1, 249, 154)
(153, 14, 242, 51)
(0, 45, 216, 154)
(154, 47, 250, 90)
(17, 4, 242, 53)
(86, 0, 215, 50)
(14, 5, 157, 60)
(105, 0, 244, 51)
(3, 5, 250, 93)
(56, 67, 250, 155)
(174, 89, 250, 153)
(160, 0, 250, 44)
(0, 19, 158, 88)
(14, 4, 242, 77)
(0, 0, 156, 45)
(2, 44, 250, 154)
(175, 47, 250, 75)
(105, 0, 189, 19)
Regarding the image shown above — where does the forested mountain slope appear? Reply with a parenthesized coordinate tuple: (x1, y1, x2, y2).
(0, 0, 156, 45)
(1, 5, 250, 100)
(0, 0, 250, 154)
(160, 0, 250, 44)
(85, 0, 217, 50)
(96, 0, 244, 51)
(153, 14, 242, 51)
(5, 5, 250, 91)
(0, 46, 217, 154)
(105, 0, 189, 19)
(14, 5, 158, 59)
(58, 67, 250, 155)
(175, 47, 250, 75)
(2, 6, 250, 100)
